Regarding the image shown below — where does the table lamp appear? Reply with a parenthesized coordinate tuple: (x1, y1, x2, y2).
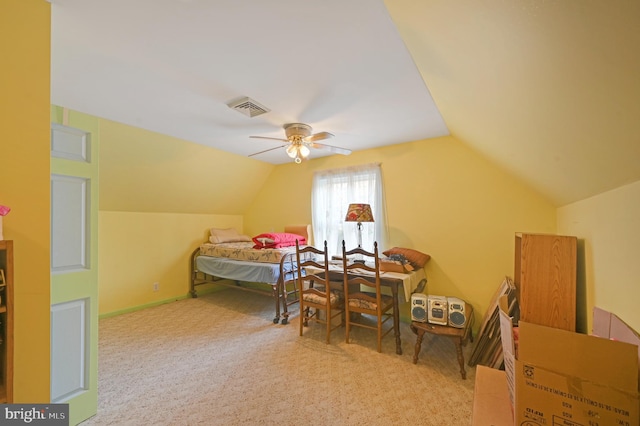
(345, 203, 374, 256)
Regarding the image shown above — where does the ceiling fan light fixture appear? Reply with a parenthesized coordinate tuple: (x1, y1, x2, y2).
(286, 144, 298, 158)
(249, 122, 352, 162)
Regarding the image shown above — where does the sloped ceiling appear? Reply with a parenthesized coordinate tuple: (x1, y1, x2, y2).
(386, 0, 640, 206)
(50, 0, 640, 207)
(50, 0, 448, 166)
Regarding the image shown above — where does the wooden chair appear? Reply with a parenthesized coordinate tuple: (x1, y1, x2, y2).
(277, 251, 301, 325)
(296, 240, 344, 344)
(341, 240, 394, 353)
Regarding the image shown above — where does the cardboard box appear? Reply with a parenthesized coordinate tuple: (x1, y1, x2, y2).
(499, 298, 640, 426)
(592, 306, 640, 372)
(472, 365, 514, 426)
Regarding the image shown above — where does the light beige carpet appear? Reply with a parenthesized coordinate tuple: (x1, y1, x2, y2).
(81, 289, 476, 425)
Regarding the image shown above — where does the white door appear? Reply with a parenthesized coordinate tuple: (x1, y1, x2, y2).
(50, 112, 99, 425)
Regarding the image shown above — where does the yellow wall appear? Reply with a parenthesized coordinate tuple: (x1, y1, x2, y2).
(244, 136, 557, 322)
(95, 125, 558, 323)
(99, 119, 274, 214)
(94, 116, 272, 315)
(99, 211, 242, 314)
(0, 0, 51, 402)
(558, 179, 640, 333)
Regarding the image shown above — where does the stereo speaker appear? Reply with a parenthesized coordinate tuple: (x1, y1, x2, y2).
(411, 293, 428, 322)
(427, 295, 448, 325)
(447, 297, 466, 328)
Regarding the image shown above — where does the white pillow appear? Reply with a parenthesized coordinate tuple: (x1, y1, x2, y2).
(209, 228, 251, 244)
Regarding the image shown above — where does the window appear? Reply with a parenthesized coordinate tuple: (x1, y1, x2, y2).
(311, 163, 387, 257)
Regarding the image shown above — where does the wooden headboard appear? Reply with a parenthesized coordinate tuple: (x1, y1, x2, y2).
(284, 225, 313, 246)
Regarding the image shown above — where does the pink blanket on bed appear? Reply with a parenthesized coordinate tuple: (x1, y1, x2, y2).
(252, 232, 306, 249)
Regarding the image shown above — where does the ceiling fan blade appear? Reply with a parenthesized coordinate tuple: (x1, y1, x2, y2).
(248, 144, 288, 157)
(304, 132, 334, 142)
(249, 136, 289, 142)
(310, 142, 352, 156)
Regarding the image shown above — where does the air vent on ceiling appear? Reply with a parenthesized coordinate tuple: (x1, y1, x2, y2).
(227, 97, 270, 118)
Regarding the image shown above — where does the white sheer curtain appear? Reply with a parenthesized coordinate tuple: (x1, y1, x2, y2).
(311, 163, 387, 258)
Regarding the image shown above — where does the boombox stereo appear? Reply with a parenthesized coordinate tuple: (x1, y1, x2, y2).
(410, 293, 428, 322)
(447, 297, 466, 328)
(427, 295, 449, 325)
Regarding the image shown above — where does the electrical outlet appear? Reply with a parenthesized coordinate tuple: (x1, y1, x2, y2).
(153, 282, 159, 292)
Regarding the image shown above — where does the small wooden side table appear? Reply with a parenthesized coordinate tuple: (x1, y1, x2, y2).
(410, 302, 474, 379)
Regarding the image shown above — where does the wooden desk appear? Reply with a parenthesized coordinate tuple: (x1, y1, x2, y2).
(410, 302, 474, 379)
(305, 263, 425, 355)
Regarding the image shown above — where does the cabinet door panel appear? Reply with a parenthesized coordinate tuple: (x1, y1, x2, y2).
(516, 233, 577, 331)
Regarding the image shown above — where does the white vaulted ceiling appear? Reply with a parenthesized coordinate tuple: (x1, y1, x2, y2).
(50, 0, 448, 165)
(50, 0, 640, 206)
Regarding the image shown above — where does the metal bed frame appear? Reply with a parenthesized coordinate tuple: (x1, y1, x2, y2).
(189, 248, 301, 324)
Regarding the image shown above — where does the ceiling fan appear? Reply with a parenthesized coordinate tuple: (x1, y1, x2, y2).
(249, 123, 352, 163)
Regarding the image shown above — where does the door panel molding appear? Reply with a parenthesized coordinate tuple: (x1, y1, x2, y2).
(51, 298, 89, 402)
(51, 174, 90, 273)
(51, 123, 91, 162)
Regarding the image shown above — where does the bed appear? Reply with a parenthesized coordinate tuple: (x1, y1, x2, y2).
(189, 225, 311, 324)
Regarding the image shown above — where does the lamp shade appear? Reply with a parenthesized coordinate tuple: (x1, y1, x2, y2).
(345, 203, 374, 223)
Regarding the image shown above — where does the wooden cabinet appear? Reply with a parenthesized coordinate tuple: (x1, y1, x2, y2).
(0, 240, 13, 403)
(515, 233, 577, 331)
